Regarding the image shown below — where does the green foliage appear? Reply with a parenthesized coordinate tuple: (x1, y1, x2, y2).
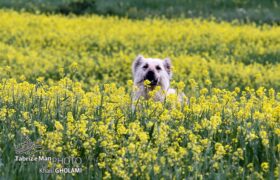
(0, 0, 280, 23)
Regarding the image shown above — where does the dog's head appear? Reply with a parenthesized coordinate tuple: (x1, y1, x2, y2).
(132, 55, 172, 90)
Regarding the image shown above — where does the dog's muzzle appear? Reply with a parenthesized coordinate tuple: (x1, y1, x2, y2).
(145, 71, 158, 86)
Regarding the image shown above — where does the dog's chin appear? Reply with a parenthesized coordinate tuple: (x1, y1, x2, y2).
(146, 80, 160, 89)
(150, 81, 158, 86)
(137, 79, 160, 88)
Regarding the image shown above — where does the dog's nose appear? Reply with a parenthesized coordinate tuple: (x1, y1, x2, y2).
(145, 71, 158, 85)
(146, 71, 155, 80)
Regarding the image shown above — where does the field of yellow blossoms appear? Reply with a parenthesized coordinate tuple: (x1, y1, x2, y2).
(0, 10, 280, 179)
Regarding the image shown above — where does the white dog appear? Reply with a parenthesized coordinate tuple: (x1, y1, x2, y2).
(132, 55, 176, 102)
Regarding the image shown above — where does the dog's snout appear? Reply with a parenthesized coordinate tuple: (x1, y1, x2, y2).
(146, 71, 155, 80)
(145, 71, 158, 85)
(146, 71, 155, 82)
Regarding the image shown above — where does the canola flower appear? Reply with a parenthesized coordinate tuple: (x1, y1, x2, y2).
(0, 10, 280, 90)
(0, 10, 279, 179)
(0, 78, 279, 179)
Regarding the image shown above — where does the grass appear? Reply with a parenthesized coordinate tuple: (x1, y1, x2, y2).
(0, 0, 280, 23)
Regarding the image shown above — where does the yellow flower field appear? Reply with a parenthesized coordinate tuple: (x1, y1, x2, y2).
(0, 10, 280, 179)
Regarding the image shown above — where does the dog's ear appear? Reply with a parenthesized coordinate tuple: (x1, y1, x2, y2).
(163, 58, 172, 75)
(132, 55, 144, 74)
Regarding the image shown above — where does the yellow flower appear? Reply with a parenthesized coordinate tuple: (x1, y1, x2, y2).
(247, 163, 254, 172)
(36, 77, 44, 83)
(177, 81, 185, 92)
(54, 120, 64, 131)
(70, 62, 78, 72)
(213, 162, 219, 170)
(153, 164, 160, 174)
(247, 131, 258, 141)
(127, 80, 133, 86)
(205, 79, 212, 86)
(210, 115, 221, 131)
(128, 143, 136, 153)
(214, 143, 226, 160)
(103, 171, 111, 180)
(143, 80, 151, 86)
(20, 127, 30, 136)
(189, 79, 198, 89)
(56, 146, 62, 153)
(200, 88, 208, 95)
(261, 162, 269, 172)
(34, 121, 47, 135)
(274, 165, 280, 178)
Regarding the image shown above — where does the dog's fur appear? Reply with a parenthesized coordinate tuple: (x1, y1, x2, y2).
(132, 55, 176, 102)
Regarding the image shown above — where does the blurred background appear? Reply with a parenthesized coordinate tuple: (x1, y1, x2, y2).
(0, 0, 279, 23)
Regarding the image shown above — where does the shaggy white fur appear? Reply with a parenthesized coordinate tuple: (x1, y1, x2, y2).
(132, 55, 176, 102)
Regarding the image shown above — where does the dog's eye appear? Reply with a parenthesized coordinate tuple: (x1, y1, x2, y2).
(156, 66, 161, 71)
(143, 64, 148, 69)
